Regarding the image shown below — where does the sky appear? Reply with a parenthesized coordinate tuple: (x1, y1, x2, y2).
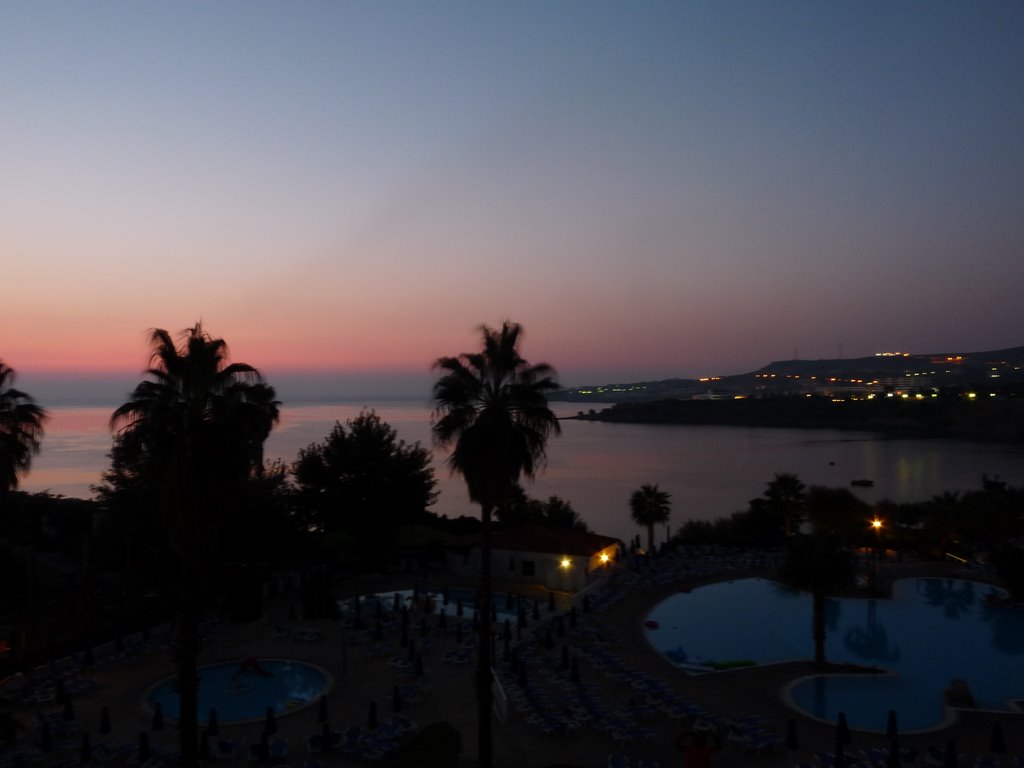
(3, 2, 1023, 404)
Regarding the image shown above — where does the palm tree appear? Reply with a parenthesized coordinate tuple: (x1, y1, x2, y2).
(432, 321, 560, 768)
(778, 533, 856, 666)
(0, 361, 47, 494)
(629, 484, 671, 553)
(111, 325, 278, 768)
(1, 362, 47, 653)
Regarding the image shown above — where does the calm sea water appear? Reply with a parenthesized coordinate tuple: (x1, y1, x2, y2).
(23, 401, 1024, 544)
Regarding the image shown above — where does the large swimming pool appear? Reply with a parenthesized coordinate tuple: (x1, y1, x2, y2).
(644, 577, 1023, 731)
(147, 659, 329, 723)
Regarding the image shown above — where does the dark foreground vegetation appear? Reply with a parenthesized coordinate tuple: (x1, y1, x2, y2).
(573, 394, 1024, 443)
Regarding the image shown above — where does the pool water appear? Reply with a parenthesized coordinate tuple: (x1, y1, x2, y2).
(148, 660, 328, 723)
(644, 577, 1022, 731)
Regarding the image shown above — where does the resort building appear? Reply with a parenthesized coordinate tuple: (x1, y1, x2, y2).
(445, 526, 622, 593)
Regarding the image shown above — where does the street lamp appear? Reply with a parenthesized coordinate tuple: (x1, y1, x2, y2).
(870, 518, 884, 590)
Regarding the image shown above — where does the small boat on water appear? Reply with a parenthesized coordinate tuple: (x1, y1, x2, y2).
(850, 478, 874, 487)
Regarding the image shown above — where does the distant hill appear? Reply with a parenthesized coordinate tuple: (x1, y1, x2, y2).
(554, 346, 1024, 404)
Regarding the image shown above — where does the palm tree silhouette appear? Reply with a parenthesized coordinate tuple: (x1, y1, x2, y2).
(765, 472, 806, 538)
(629, 483, 671, 553)
(779, 533, 855, 666)
(0, 361, 47, 494)
(432, 321, 560, 768)
(111, 325, 278, 767)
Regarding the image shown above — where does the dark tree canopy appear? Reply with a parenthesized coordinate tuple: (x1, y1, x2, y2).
(0, 361, 47, 494)
(494, 484, 589, 532)
(292, 409, 437, 542)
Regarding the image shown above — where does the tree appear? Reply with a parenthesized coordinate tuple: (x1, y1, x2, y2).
(494, 484, 589, 531)
(432, 321, 560, 768)
(629, 484, 671, 553)
(764, 472, 806, 538)
(778, 533, 856, 666)
(0, 362, 47, 495)
(292, 409, 437, 564)
(110, 324, 278, 768)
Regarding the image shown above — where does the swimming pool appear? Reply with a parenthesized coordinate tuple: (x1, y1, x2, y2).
(147, 659, 329, 723)
(644, 577, 1022, 731)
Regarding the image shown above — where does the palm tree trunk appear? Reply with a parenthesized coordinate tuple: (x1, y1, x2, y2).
(177, 560, 200, 767)
(647, 523, 655, 554)
(477, 502, 493, 768)
(812, 590, 827, 666)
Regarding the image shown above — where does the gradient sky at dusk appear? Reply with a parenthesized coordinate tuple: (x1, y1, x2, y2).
(4, 2, 1023, 402)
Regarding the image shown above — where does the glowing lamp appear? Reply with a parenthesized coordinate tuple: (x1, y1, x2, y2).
(560, 558, 571, 569)
(599, 553, 610, 564)
(871, 519, 883, 530)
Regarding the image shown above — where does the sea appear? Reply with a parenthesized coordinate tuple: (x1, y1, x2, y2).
(22, 401, 1024, 545)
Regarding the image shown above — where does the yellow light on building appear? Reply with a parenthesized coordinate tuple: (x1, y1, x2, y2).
(560, 558, 571, 569)
(871, 519, 883, 531)
(599, 552, 610, 563)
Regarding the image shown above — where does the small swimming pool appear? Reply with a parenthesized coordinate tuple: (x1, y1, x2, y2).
(644, 577, 1022, 731)
(147, 659, 329, 723)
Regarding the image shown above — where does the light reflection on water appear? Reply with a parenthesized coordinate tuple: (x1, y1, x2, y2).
(24, 402, 1024, 544)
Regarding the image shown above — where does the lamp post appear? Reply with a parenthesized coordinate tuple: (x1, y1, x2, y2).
(870, 518, 883, 591)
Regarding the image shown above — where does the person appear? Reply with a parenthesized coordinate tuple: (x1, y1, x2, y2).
(676, 729, 720, 768)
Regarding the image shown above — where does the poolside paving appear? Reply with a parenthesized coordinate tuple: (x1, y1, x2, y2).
(4, 555, 1020, 768)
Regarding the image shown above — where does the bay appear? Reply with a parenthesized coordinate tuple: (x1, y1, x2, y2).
(22, 401, 1024, 545)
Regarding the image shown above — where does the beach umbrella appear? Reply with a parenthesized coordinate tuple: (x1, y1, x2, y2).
(393, 592, 400, 612)
(544, 628, 554, 650)
(99, 705, 111, 735)
(418, 615, 427, 637)
(490, 601, 496, 622)
(198, 730, 211, 762)
(517, 606, 527, 629)
(438, 609, 447, 630)
(516, 621, 522, 640)
(455, 623, 463, 645)
(400, 623, 409, 648)
(373, 620, 383, 642)
(414, 654, 424, 677)
(63, 695, 75, 721)
(991, 721, 1005, 755)
(505, 593, 514, 611)
(257, 732, 269, 764)
(407, 637, 416, 659)
(944, 737, 958, 768)
(502, 618, 511, 641)
(887, 740, 901, 768)
(569, 606, 578, 628)
(570, 656, 580, 684)
(442, 587, 450, 605)
(318, 695, 328, 724)
(836, 712, 850, 746)
(39, 720, 53, 753)
(321, 721, 332, 753)
(885, 710, 898, 741)
(785, 718, 798, 752)
(138, 731, 151, 763)
(548, 591, 555, 611)
(401, 606, 410, 627)
(151, 702, 164, 731)
(472, 609, 479, 632)
(456, 598, 464, 617)
(556, 616, 565, 638)
(207, 708, 219, 737)
(532, 601, 540, 621)
(834, 738, 846, 768)
(80, 732, 92, 763)
(368, 701, 378, 730)
(502, 634, 510, 662)
(583, 595, 591, 613)
(560, 644, 570, 670)
(264, 706, 277, 736)
(375, 598, 383, 619)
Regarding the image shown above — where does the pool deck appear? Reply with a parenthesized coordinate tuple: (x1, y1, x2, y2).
(4, 555, 1020, 768)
